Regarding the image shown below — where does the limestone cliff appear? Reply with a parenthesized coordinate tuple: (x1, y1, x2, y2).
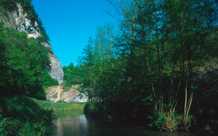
(46, 85, 88, 103)
(48, 53, 64, 85)
(0, 3, 64, 84)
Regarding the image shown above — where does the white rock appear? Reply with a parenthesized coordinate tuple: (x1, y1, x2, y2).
(46, 85, 89, 103)
(49, 54, 64, 85)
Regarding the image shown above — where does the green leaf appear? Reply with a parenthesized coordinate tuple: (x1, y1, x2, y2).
(147, 116, 153, 119)
(148, 123, 153, 127)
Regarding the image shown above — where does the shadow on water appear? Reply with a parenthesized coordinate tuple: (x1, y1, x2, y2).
(52, 111, 212, 136)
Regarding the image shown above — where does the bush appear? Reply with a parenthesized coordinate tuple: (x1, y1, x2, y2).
(0, 22, 51, 99)
(40, 68, 59, 88)
(0, 96, 52, 136)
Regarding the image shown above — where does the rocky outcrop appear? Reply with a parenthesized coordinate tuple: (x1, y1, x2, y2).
(0, 3, 64, 84)
(0, 4, 41, 39)
(48, 53, 64, 85)
(46, 85, 88, 103)
(41, 42, 52, 51)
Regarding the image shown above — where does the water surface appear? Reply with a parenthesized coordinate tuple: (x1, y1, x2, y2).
(52, 111, 210, 136)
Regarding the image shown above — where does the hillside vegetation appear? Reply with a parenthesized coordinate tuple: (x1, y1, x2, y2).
(0, 22, 58, 98)
(0, 0, 58, 135)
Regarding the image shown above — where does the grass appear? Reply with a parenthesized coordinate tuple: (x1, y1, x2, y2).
(54, 110, 84, 118)
(33, 99, 87, 112)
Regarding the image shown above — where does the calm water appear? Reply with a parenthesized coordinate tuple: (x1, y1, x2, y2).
(52, 111, 210, 136)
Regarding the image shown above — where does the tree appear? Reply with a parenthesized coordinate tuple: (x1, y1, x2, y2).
(103, 0, 218, 130)
(0, 22, 55, 99)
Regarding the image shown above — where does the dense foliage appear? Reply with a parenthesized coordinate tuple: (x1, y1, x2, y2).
(0, 22, 57, 99)
(40, 68, 59, 89)
(64, 0, 218, 133)
(0, 96, 52, 135)
(62, 63, 86, 89)
(0, 1, 58, 135)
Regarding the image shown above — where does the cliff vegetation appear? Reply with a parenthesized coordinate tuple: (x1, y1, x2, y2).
(0, 0, 49, 42)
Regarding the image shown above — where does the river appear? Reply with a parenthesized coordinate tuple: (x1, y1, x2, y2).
(52, 111, 210, 136)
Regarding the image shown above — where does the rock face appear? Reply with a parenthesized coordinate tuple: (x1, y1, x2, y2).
(46, 85, 88, 103)
(0, 3, 64, 84)
(48, 54, 64, 85)
(14, 4, 41, 39)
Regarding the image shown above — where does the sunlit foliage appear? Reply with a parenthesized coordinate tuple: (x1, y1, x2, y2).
(0, 22, 57, 99)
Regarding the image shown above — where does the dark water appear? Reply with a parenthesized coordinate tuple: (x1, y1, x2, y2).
(52, 111, 209, 136)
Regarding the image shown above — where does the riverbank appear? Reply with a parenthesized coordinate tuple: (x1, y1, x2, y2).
(0, 96, 86, 135)
(33, 99, 86, 112)
(0, 96, 52, 135)
(84, 103, 217, 135)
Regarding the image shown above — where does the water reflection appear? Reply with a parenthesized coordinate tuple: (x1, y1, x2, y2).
(52, 111, 88, 136)
(52, 111, 210, 136)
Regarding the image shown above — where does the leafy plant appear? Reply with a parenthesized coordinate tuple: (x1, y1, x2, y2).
(0, 96, 53, 135)
(0, 22, 54, 99)
(148, 112, 167, 129)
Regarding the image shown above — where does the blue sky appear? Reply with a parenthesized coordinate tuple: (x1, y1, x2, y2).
(32, 0, 118, 67)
